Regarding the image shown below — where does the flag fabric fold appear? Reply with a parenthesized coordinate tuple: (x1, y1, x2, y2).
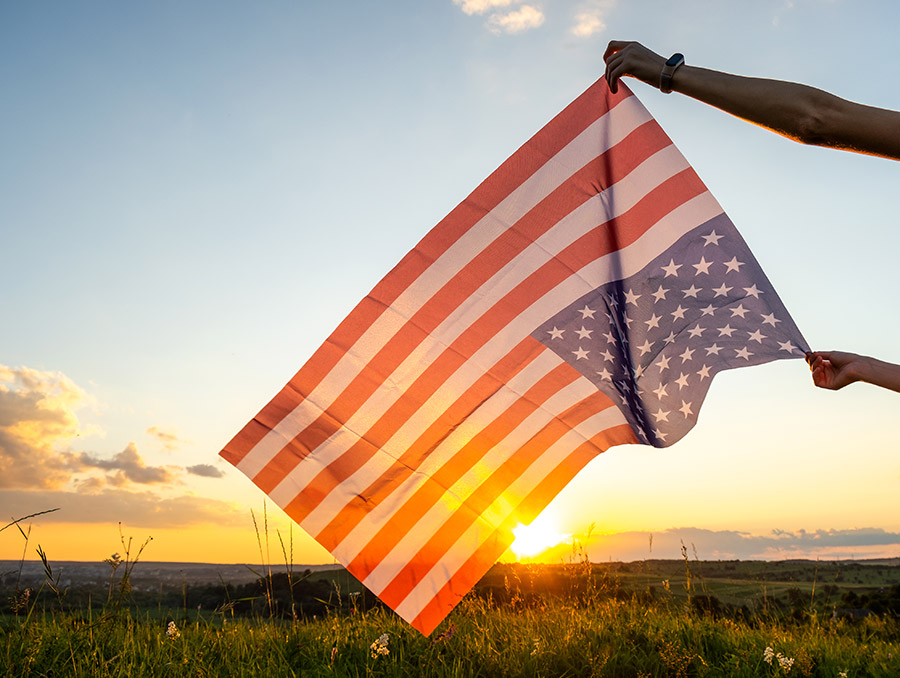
(221, 78, 808, 635)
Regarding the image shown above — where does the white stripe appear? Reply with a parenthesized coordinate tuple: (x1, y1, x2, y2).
(327, 362, 600, 565)
(386, 404, 629, 620)
(263, 143, 690, 498)
(237, 96, 652, 478)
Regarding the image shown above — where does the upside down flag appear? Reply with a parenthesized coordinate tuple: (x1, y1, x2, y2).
(221, 79, 808, 634)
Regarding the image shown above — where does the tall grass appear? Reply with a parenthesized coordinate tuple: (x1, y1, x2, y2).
(3, 511, 899, 677)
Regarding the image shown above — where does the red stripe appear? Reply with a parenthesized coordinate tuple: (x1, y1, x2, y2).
(408, 421, 637, 635)
(221, 80, 629, 465)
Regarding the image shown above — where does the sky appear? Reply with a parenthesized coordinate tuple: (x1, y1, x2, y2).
(3, 0, 900, 566)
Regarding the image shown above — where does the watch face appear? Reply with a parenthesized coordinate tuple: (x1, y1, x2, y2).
(666, 53, 685, 67)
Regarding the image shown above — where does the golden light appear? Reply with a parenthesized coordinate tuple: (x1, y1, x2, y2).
(510, 514, 570, 560)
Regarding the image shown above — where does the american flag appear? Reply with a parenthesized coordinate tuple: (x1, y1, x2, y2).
(220, 79, 808, 635)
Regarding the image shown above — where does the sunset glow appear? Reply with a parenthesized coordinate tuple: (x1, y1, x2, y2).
(511, 515, 570, 560)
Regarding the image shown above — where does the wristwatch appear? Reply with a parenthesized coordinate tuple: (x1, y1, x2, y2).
(660, 53, 684, 94)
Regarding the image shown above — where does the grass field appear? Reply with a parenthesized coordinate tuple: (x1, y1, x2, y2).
(5, 554, 900, 676)
(4, 515, 900, 676)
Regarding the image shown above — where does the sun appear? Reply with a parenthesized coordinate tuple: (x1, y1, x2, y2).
(510, 514, 570, 560)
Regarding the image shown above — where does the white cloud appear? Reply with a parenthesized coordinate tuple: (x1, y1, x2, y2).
(570, 0, 614, 38)
(453, 0, 519, 16)
(146, 425, 188, 452)
(487, 5, 545, 34)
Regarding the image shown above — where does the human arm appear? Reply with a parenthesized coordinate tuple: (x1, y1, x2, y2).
(603, 41, 900, 161)
(805, 351, 900, 393)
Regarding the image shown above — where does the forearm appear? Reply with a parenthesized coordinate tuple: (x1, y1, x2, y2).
(670, 65, 900, 158)
(604, 41, 900, 161)
(851, 355, 900, 393)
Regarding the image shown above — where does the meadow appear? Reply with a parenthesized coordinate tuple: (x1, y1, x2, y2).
(4, 516, 900, 676)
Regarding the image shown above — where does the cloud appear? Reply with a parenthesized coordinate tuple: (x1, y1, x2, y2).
(453, 0, 519, 15)
(487, 5, 545, 34)
(583, 527, 900, 562)
(1, 488, 246, 528)
(0, 364, 92, 489)
(571, 1, 614, 38)
(146, 426, 187, 452)
(186, 463, 225, 478)
(74, 442, 177, 485)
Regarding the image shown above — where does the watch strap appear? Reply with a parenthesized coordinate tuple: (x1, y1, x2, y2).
(660, 53, 684, 94)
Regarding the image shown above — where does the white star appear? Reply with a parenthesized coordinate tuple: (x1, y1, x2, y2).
(697, 364, 711, 380)
(634, 364, 645, 379)
(653, 383, 669, 399)
(692, 257, 713, 275)
(712, 283, 733, 297)
(687, 324, 705, 339)
(573, 347, 589, 360)
(608, 296, 619, 309)
(679, 346, 695, 363)
(638, 339, 653, 356)
(663, 331, 677, 345)
(743, 284, 763, 299)
(576, 326, 593, 340)
(651, 285, 670, 302)
(778, 340, 798, 353)
(702, 230, 724, 246)
(682, 285, 701, 299)
(761, 313, 781, 327)
(718, 324, 736, 337)
(679, 400, 694, 417)
(619, 392, 629, 405)
(603, 330, 616, 343)
(547, 326, 565, 340)
(578, 305, 596, 319)
(730, 304, 749, 319)
(645, 313, 662, 330)
(675, 373, 690, 389)
(653, 408, 670, 423)
(624, 315, 635, 329)
(671, 305, 687, 321)
(655, 354, 671, 372)
(699, 304, 716, 317)
(655, 430, 669, 442)
(600, 349, 615, 362)
(624, 288, 641, 306)
(597, 367, 613, 380)
(735, 346, 753, 360)
(723, 256, 745, 273)
(661, 259, 682, 277)
(748, 329, 766, 343)
(705, 343, 722, 356)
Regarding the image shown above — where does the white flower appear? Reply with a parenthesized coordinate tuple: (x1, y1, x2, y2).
(776, 652, 794, 672)
(839, 672, 848, 678)
(166, 621, 181, 639)
(763, 646, 775, 665)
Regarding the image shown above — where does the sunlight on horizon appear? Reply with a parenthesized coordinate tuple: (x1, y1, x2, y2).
(510, 513, 571, 560)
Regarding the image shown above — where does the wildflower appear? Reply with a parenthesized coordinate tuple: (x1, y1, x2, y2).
(370, 633, 390, 658)
(763, 646, 775, 665)
(839, 672, 848, 678)
(776, 652, 794, 672)
(166, 621, 181, 639)
(530, 638, 541, 656)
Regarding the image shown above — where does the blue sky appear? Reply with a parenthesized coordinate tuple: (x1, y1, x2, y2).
(2, 0, 900, 563)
